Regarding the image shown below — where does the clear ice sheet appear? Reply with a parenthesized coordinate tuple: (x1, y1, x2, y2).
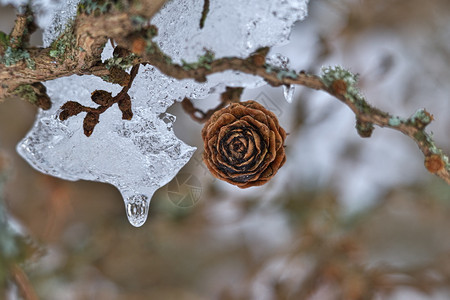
(17, 73, 196, 227)
(17, 0, 309, 226)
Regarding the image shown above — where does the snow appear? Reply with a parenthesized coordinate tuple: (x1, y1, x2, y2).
(16, 0, 310, 226)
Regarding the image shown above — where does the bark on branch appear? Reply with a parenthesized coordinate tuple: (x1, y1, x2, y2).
(0, 1, 448, 184)
(0, 0, 168, 103)
(135, 44, 450, 184)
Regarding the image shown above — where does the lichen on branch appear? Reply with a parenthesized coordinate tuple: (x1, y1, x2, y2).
(0, 0, 448, 185)
(0, 0, 168, 101)
(133, 38, 450, 184)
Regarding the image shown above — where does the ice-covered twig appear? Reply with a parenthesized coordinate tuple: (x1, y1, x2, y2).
(181, 86, 243, 123)
(0, 0, 168, 101)
(0, 3, 448, 184)
(136, 44, 449, 184)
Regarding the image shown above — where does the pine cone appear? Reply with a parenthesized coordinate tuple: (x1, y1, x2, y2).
(202, 100, 286, 188)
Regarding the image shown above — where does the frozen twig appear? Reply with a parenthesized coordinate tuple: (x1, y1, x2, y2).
(137, 43, 450, 184)
(0, 2, 448, 183)
(0, 0, 168, 102)
(181, 86, 243, 123)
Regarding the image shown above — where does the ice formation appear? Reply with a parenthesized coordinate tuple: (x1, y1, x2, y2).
(16, 0, 309, 226)
(283, 85, 295, 103)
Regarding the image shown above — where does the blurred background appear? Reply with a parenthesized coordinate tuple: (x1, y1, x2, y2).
(1, 0, 450, 299)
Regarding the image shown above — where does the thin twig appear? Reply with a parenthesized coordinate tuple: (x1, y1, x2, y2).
(181, 86, 243, 123)
(0, 1, 168, 100)
(9, 7, 36, 49)
(136, 42, 450, 184)
(199, 0, 210, 29)
(10, 264, 39, 300)
(0, 4, 448, 183)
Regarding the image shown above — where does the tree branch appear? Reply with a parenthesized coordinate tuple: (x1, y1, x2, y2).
(181, 86, 243, 123)
(0, 1, 448, 184)
(0, 0, 168, 103)
(135, 43, 450, 184)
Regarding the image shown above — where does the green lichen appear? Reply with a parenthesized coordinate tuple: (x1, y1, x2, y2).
(144, 39, 157, 54)
(321, 66, 358, 88)
(413, 130, 427, 144)
(320, 66, 363, 102)
(443, 155, 450, 170)
(78, 0, 123, 15)
(130, 15, 148, 28)
(104, 52, 137, 70)
(351, 96, 372, 114)
(49, 21, 77, 61)
(320, 66, 372, 114)
(147, 26, 158, 38)
(388, 116, 403, 127)
(100, 74, 120, 85)
(12, 84, 37, 104)
(164, 56, 172, 64)
(276, 70, 298, 80)
(0, 31, 8, 48)
(181, 50, 215, 70)
(409, 108, 433, 127)
(0, 46, 35, 69)
(0, 13, 36, 69)
(265, 65, 273, 73)
(413, 130, 448, 163)
(392, 109, 434, 130)
(263, 64, 298, 80)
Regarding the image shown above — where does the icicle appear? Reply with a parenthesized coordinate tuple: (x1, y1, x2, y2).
(124, 194, 150, 227)
(283, 85, 295, 103)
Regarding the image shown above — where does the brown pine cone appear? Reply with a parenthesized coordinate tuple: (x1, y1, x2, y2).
(201, 100, 287, 188)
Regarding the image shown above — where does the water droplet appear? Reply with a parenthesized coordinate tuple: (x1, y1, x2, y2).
(125, 194, 150, 227)
(283, 85, 295, 103)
